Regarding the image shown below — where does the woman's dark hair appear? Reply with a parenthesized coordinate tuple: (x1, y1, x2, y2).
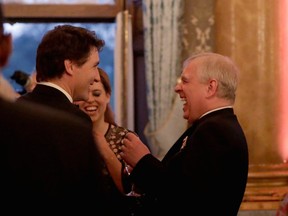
(36, 24, 105, 82)
(98, 67, 116, 125)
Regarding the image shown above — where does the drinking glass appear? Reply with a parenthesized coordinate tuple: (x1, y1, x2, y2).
(124, 162, 141, 197)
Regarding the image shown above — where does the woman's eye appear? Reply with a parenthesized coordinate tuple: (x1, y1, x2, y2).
(93, 91, 101, 97)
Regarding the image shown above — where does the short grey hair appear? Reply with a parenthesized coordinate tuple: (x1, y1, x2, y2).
(183, 52, 239, 103)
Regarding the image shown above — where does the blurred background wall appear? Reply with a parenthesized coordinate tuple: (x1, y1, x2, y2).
(181, 0, 283, 165)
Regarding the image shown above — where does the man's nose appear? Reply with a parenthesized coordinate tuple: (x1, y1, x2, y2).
(174, 78, 182, 92)
(174, 84, 181, 93)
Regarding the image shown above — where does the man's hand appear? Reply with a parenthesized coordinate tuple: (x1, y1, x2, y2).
(120, 132, 150, 168)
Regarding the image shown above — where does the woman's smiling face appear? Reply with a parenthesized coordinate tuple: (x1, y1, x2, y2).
(76, 80, 110, 123)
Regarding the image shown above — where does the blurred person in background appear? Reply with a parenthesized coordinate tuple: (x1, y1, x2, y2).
(0, 16, 18, 100)
(10, 69, 37, 94)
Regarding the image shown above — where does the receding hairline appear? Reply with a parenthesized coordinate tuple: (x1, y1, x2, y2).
(183, 52, 232, 68)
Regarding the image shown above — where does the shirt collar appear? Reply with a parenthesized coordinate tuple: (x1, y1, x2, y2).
(38, 82, 73, 103)
(200, 105, 233, 119)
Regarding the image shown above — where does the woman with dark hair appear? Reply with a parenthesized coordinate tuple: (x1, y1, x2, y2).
(75, 67, 139, 214)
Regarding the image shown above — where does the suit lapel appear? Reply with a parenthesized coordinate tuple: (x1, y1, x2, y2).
(161, 108, 234, 163)
(162, 121, 199, 163)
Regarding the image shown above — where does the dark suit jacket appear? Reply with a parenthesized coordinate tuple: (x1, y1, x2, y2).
(131, 108, 249, 216)
(0, 97, 111, 214)
(16, 84, 91, 125)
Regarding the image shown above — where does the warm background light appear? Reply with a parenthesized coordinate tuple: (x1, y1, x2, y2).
(278, 0, 288, 163)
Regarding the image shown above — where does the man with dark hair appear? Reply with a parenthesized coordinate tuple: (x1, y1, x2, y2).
(0, 3, 110, 214)
(17, 24, 105, 124)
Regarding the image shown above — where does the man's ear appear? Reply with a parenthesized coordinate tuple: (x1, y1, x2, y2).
(64, 59, 74, 76)
(0, 34, 12, 67)
(207, 79, 218, 97)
